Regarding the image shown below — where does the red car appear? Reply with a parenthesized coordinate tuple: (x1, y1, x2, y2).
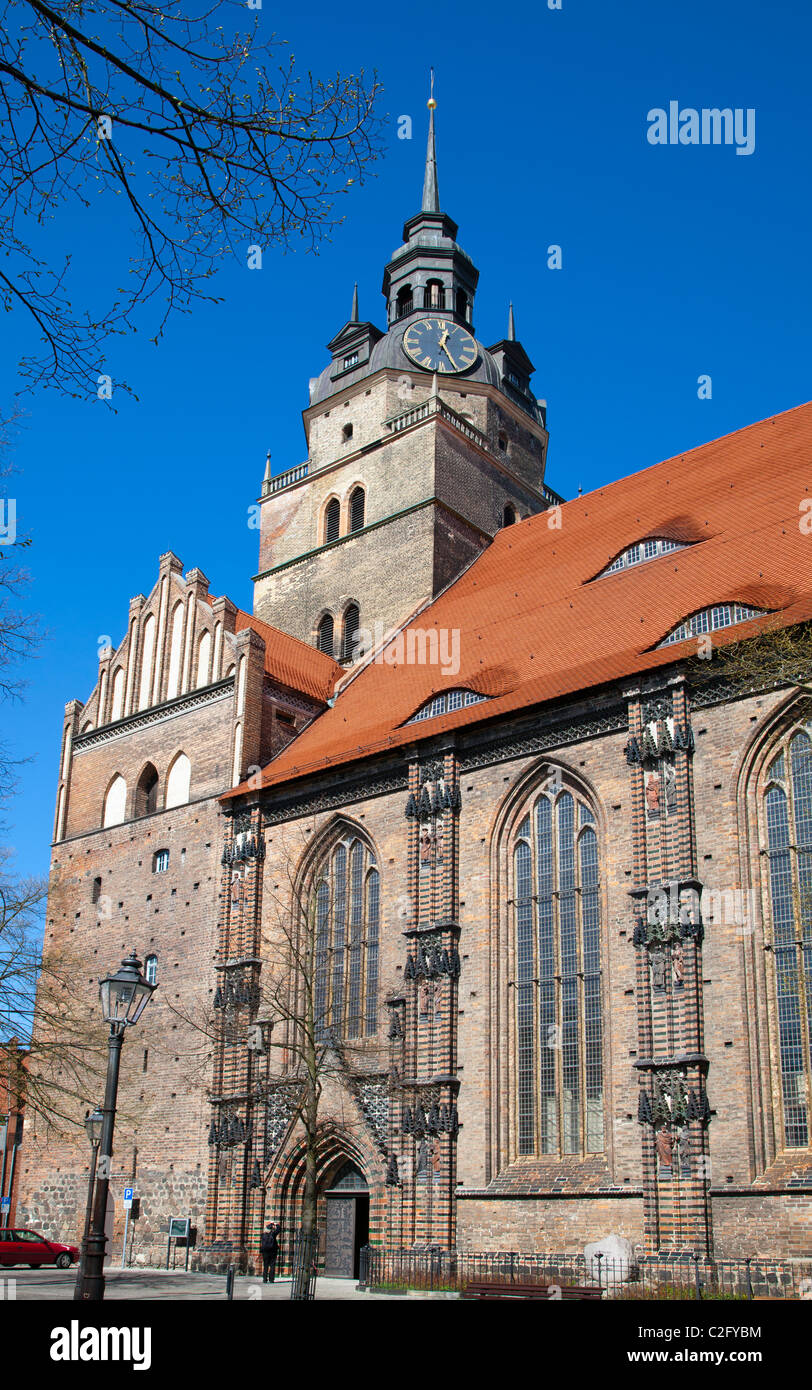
(0, 1228, 79, 1269)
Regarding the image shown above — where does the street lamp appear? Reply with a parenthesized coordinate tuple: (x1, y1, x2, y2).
(73, 1107, 104, 1299)
(74, 953, 157, 1301)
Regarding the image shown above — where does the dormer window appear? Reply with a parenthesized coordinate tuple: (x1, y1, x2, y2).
(406, 689, 489, 724)
(657, 603, 768, 648)
(343, 352, 359, 369)
(597, 537, 689, 578)
(502, 505, 516, 527)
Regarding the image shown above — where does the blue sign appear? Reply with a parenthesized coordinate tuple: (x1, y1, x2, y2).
(123, 1187, 133, 1201)
(0, 1197, 10, 1211)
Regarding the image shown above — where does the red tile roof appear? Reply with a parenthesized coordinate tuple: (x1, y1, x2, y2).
(234, 610, 341, 703)
(225, 399, 812, 797)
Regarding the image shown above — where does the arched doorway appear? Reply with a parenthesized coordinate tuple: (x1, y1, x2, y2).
(322, 1161, 369, 1278)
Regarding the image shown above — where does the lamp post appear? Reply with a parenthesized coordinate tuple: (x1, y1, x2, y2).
(74, 952, 156, 1301)
(73, 1107, 103, 1300)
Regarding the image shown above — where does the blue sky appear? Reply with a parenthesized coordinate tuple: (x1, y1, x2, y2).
(2, 0, 811, 881)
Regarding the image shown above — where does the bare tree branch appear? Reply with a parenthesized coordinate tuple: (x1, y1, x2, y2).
(0, 0, 384, 397)
(0, 854, 108, 1133)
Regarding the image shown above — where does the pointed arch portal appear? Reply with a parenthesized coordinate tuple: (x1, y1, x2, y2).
(269, 1127, 378, 1281)
(322, 1160, 369, 1278)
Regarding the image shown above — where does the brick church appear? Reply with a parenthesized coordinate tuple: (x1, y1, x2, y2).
(19, 99, 812, 1276)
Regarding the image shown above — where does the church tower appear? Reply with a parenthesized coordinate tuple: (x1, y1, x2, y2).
(252, 87, 560, 661)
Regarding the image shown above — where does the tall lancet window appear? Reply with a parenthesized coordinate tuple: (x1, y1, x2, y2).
(512, 784, 604, 1157)
(763, 729, 812, 1147)
(312, 835, 380, 1041)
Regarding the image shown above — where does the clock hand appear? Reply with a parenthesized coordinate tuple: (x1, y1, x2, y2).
(441, 342, 458, 370)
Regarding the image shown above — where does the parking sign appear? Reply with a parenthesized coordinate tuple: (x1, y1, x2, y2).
(123, 1187, 134, 1209)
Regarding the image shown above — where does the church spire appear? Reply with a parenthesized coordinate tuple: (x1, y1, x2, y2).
(508, 302, 516, 341)
(421, 68, 440, 214)
(351, 282, 359, 322)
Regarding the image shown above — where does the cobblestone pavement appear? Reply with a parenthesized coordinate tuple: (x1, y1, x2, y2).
(2, 1267, 413, 1301)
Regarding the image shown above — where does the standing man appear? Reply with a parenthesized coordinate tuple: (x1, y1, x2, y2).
(261, 1222, 279, 1284)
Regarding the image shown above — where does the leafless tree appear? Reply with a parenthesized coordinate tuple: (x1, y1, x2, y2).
(0, 855, 107, 1130)
(0, 0, 383, 397)
(255, 827, 386, 1297)
(167, 820, 386, 1295)
(686, 617, 812, 700)
(0, 409, 40, 818)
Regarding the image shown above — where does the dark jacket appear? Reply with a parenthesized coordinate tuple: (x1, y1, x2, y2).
(261, 1229, 279, 1255)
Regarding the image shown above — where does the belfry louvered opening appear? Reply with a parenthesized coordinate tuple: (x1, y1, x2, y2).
(324, 498, 340, 544)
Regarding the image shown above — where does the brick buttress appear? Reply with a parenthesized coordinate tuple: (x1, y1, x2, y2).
(391, 750, 462, 1249)
(625, 680, 714, 1257)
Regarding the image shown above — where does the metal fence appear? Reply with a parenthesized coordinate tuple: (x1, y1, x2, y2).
(358, 1246, 812, 1300)
(289, 1228, 319, 1301)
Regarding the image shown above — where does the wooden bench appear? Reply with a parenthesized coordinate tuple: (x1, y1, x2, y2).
(462, 1279, 603, 1301)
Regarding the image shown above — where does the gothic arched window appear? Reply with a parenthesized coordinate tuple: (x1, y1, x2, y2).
(342, 604, 360, 661)
(762, 729, 812, 1148)
(312, 836, 380, 1040)
(349, 487, 365, 532)
(324, 498, 341, 544)
(316, 614, 334, 657)
(512, 782, 604, 1157)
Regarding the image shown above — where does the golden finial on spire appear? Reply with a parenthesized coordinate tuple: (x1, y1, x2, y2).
(422, 70, 440, 212)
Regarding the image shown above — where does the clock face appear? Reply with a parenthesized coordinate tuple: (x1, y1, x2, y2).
(402, 318, 478, 374)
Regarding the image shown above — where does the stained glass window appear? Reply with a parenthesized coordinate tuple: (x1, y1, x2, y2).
(764, 731, 812, 1147)
(312, 837, 380, 1040)
(513, 784, 604, 1157)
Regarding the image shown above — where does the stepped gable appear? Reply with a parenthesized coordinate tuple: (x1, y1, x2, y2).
(225, 400, 812, 797)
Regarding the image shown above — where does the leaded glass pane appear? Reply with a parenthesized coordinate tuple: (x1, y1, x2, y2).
(580, 828, 604, 1152)
(314, 880, 330, 1040)
(346, 841, 364, 1037)
(365, 869, 380, 1035)
(331, 845, 346, 1029)
(535, 796, 557, 1153)
(311, 838, 380, 1042)
(766, 780, 809, 1146)
(515, 840, 535, 1155)
(515, 789, 602, 1157)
